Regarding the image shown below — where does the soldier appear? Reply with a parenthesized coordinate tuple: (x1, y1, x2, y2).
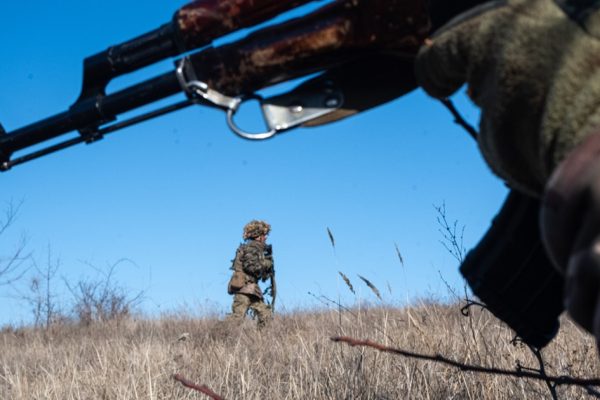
(227, 220, 274, 328)
(415, 0, 600, 349)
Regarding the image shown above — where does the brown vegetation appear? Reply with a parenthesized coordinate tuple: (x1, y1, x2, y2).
(0, 303, 598, 399)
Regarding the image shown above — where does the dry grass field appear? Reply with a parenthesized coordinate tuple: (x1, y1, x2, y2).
(1, 302, 599, 399)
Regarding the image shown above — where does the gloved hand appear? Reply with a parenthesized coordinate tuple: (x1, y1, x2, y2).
(415, 0, 600, 347)
(415, 0, 600, 197)
(263, 243, 273, 257)
(541, 131, 600, 340)
(259, 261, 274, 280)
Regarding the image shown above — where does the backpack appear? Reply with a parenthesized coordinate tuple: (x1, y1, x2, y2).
(227, 245, 246, 294)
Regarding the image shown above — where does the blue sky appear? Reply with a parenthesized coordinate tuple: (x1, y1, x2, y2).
(0, 0, 507, 326)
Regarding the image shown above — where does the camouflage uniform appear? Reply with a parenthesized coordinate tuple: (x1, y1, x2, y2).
(227, 221, 274, 328)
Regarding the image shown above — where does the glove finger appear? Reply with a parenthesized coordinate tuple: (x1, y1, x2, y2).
(541, 132, 600, 270)
(415, 1, 505, 99)
(565, 247, 600, 333)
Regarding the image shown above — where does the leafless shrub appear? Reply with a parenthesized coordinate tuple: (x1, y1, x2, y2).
(22, 246, 62, 329)
(433, 200, 571, 399)
(65, 259, 143, 325)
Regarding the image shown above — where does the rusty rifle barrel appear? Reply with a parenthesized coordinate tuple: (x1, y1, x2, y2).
(77, 0, 317, 102)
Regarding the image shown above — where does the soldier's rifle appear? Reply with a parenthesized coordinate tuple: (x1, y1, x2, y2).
(262, 244, 276, 311)
(0, 0, 485, 171)
(268, 260, 276, 313)
(269, 272, 276, 312)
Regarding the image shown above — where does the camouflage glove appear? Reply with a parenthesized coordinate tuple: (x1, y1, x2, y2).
(263, 244, 273, 257)
(416, 0, 600, 348)
(262, 264, 274, 281)
(415, 0, 600, 197)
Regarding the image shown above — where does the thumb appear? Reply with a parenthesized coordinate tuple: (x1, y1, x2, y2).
(415, 2, 505, 99)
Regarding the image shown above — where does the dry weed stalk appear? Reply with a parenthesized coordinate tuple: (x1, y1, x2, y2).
(394, 242, 404, 268)
(326, 227, 336, 248)
(357, 275, 382, 301)
(338, 271, 355, 294)
(1, 302, 597, 398)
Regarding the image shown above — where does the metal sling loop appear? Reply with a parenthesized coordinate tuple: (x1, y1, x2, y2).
(175, 58, 277, 140)
(226, 94, 277, 140)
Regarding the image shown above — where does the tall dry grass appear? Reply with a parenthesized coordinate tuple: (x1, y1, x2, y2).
(0, 302, 598, 399)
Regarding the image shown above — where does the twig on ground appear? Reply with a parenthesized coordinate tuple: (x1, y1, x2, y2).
(173, 374, 224, 400)
(331, 336, 600, 395)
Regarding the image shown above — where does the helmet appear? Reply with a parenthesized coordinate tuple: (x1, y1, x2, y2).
(243, 220, 271, 240)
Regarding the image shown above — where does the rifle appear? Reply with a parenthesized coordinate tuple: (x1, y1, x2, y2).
(0, 0, 484, 171)
(263, 244, 276, 311)
(267, 269, 277, 312)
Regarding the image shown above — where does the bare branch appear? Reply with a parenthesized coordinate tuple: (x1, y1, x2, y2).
(0, 201, 31, 286)
(439, 98, 478, 140)
(460, 300, 488, 317)
(173, 374, 224, 400)
(434, 202, 467, 264)
(0, 199, 23, 237)
(307, 291, 357, 317)
(331, 336, 600, 393)
(17, 247, 63, 328)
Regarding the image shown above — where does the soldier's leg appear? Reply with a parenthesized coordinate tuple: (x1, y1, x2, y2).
(250, 299, 273, 328)
(228, 293, 252, 320)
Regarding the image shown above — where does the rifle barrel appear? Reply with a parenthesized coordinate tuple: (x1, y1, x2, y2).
(1, 71, 181, 157)
(0, 0, 320, 167)
(78, 0, 317, 102)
